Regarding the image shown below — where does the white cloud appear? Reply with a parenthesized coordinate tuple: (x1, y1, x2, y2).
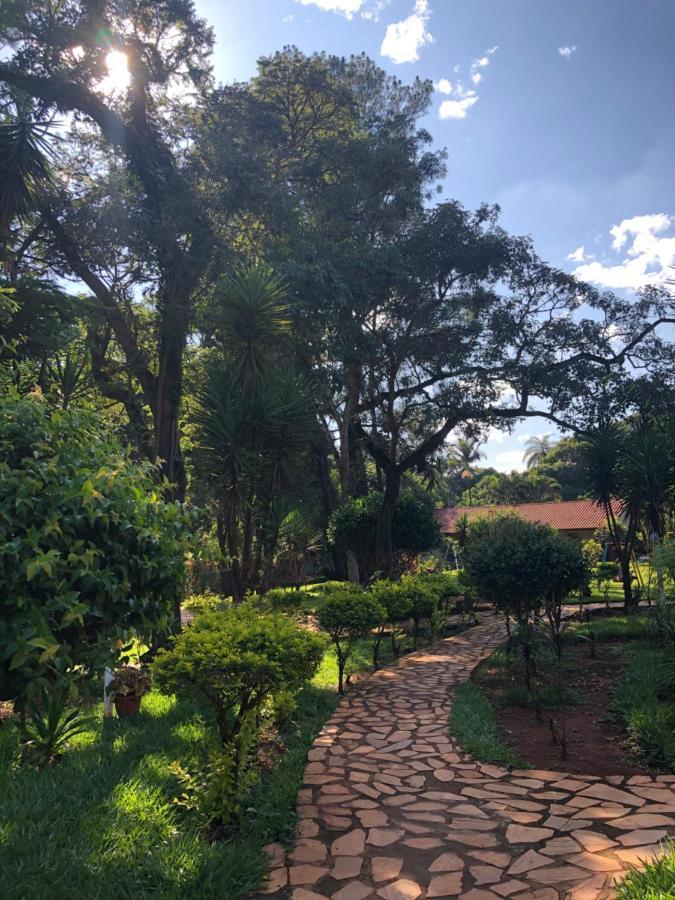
(567, 245, 586, 263)
(486, 426, 508, 444)
(558, 45, 577, 58)
(437, 46, 496, 120)
(282, 13, 295, 22)
(439, 94, 478, 119)
(380, 0, 433, 64)
(492, 450, 527, 473)
(573, 213, 675, 289)
(470, 46, 497, 84)
(295, 0, 363, 18)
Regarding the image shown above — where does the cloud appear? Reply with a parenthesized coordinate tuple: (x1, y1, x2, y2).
(282, 13, 295, 22)
(380, 0, 433, 64)
(572, 213, 675, 289)
(439, 94, 479, 119)
(295, 0, 363, 19)
(437, 46, 496, 120)
(491, 450, 527, 473)
(558, 45, 577, 58)
(567, 245, 586, 263)
(470, 46, 497, 84)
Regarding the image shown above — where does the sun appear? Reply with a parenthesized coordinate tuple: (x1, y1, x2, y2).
(101, 49, 131, 94)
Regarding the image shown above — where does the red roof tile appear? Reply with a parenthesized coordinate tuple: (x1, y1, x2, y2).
(433, 499, 619, 534)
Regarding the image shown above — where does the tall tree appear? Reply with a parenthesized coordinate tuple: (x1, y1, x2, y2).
(446, 436, 486, 506)
(524, 433, 556, 469)
(0, 0, 215, 500)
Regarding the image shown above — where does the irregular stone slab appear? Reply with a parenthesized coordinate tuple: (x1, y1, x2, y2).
(377, 879, 422, 900)
(371, 856, 402, 882)
(331, 857, 363, 880)
(528, 864, 594, 884)
(367, 828, 404, 847)
(508, 850, 553, 875)
(427, 872, 463, 896)
(505, 825, 554, 843)
(289, 864, 331, 885)
(332, 830, 366, 857)
(470, 865, 503, 884)
(572, 831, 617, 852)
(332, 882, 372, 900)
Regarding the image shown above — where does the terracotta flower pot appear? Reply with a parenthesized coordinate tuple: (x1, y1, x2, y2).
(114, 694, 142, 717)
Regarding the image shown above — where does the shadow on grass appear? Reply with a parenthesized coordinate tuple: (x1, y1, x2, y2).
(0, 684, 337, 900)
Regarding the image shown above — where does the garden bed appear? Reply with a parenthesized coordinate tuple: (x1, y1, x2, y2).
(455, 611, 675, 777)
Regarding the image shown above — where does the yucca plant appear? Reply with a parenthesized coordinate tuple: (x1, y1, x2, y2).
(19, 689, 91, 769)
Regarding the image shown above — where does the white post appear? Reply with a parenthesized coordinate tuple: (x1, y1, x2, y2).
(103, 667, 114, 717)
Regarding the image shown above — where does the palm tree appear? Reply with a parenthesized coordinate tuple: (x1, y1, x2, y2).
(523, 434, 556, 469)
(192, 264, 315, 598)
(447, 437, 485, 506)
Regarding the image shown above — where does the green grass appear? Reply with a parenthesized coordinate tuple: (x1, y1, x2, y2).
(613, 643, 675, 771)
(616, 841, 675, 899)
(572, 613, 652, 643)
(449, 681, 526, 769)
(0, 686, 337, 900)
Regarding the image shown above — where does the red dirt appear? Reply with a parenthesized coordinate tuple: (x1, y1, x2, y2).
(483, 645, 646, 776)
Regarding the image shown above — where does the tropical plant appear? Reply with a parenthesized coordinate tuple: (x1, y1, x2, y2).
(523, 434, 556, 469)
(191, 264, 316, 598)
(18, 688, 91, 770)
(447, 437, 486, 505)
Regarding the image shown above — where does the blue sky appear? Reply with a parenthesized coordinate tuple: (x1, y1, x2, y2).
(196, 0, 675, 472)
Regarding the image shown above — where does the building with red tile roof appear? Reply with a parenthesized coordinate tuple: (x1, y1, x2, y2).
(433, 499, 619, 540)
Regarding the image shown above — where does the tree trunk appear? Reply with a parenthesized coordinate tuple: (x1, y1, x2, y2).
(376, 468, 401, 575)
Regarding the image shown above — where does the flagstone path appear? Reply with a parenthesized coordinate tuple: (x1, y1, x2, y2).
(255, 615, 675, 900)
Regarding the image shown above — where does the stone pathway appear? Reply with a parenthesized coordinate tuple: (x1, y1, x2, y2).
(255, 615, 675, 900)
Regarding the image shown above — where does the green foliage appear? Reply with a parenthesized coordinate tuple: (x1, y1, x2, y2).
(615, 841, 675, 899)
(152, 606, 326, 745)
(263, 587, 305, 615)
(400, 574, 438, 647)
(449, 681, 525, 768)
(614, 643, 675, 769)
(18, 688, 91, 770)
(183, 593, 231, 615)
(328, 490, 440, 579)
(582, 539, 603, 569)
(171, 713, 260, 836)
(0, 685, 338, 899)
(464, 515, 586, 620)
(317, 591, 385, 692)
(462, 470, 563, 506)
(0, 394, 188, 712)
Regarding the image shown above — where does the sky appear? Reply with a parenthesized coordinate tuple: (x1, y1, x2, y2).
(195, 0, 675, 473)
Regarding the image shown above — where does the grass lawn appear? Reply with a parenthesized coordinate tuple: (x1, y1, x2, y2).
(0, 685, 337, 900)
(0, 601, 466, 899)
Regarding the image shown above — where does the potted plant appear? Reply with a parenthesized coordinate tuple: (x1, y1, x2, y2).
(107, 666, 151, 717)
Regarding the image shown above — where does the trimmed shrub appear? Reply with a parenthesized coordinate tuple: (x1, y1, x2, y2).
(152, 605, 326, 832)
(317, 592, 385, 692)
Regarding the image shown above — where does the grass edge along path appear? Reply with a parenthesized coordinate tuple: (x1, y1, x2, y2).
(615, 840, 675, 899)
(449, 678, 526, 769)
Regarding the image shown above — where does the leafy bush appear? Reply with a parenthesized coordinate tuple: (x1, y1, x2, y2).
(400, 575, 438, 648)
(0, 394, 188, 717)
(614, 645, 675, 770)
(183, 592, 230, 614)
(263, 587, 305, 616)
(368, 579, 412, 662)
(19, 688, 91, 769)
(152, 605, 326, 832)
(152, 606, 326, 745)
(317, 591, 385, 692)
(327, 490, 440, 580)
